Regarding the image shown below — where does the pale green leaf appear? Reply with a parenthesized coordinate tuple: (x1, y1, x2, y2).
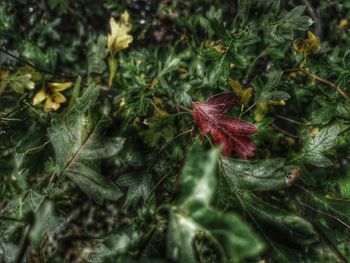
(303, 126, 339, 167)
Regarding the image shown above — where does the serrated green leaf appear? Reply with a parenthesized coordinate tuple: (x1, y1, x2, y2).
(158, 56, 180, 76)
(303, 126, 339, 167)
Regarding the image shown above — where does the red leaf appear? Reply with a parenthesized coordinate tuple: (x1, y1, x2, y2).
(192, 92, 258, 158)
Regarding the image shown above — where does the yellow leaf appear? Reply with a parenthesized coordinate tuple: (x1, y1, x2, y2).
(228, 79, 242, 96)
(48, 82, 73, 91)
(339, 18, 348, 29)
(254, 101, 269, 122)
(268, 100, 286, 106)
(293, 38, 306, 54)
(293, 31, 320, 55)
(0, 70, 9, 80)
(107, 11, 133, 57)
(212, 43, 227, 53)
(154, 107, 169, 117)
(306, 31, 320, 53)
(241, 87, 253, 106)
(16, 66, 42, 81)
(228, 79, 253, 106)
(153, 97, 164, 106)
(108, 57, 117, 87)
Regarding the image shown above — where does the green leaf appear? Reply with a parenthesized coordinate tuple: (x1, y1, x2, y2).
(48, 85, 124, 204)
(244, 194, 319, 246)
(86, 225, 137, 263)
(66, 76, 81, 112)
(302, 126, 339, 167)
(141, 115, 176, 147)
(158, 56, 180, 76)
(29, 201, 67, 249)
(176, 143, 219, 207)
(335, 102, 350, 120)
(255, 70, 285, 102)
(87, 35, 107, 75)
(21, 42, 57, 70)
(117, 172, 152, 210)
(7, 73, 34, 94)
(168, 143, 263, 262)
(221, 157, 297, 191)
(206, 51, 230, 85)
(264, 90, 290, 101)
(0, 6, 15, 32)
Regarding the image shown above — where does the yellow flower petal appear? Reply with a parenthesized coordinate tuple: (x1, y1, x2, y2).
(52, 92, 66, 103)
(26, 80, 35, 90)
(48, 82, 73, 91)
(33, 89, 47, 105)
(44, 96, 60, 112)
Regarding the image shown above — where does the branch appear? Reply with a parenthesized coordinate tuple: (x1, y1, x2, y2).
(284, 68, 350, 100)
(0, 48, 77, 80)
(14, 224, 31, 263)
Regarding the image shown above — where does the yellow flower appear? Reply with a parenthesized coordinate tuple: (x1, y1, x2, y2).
(228, 79, 253, 106)
(107, 11, 133, 57)
(33, 82, 73, 112)
(293, 31, 320, 55)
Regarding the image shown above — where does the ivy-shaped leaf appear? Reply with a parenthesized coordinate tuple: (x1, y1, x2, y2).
(117, 172, 152, 210)
(221, 157, 299, 191)
(167, 143, 263, 262)
(48, 86, 124, 204)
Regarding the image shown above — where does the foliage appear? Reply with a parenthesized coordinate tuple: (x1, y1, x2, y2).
(1, 0, 350, 262)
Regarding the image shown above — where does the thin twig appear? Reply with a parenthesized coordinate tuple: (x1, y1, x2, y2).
(304, 70, 350, 100)
(284, 68, 350, 100)
(274, 115, 305, 126)
(339, 126, 350, 136)
(297, 200, 350, 231)
(271, 123, 298, 138)
(294, 198, 348, 263)
(14, 224, 31, 263)
(176, 105, 193, 114)
(0, 48, 76, 80)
